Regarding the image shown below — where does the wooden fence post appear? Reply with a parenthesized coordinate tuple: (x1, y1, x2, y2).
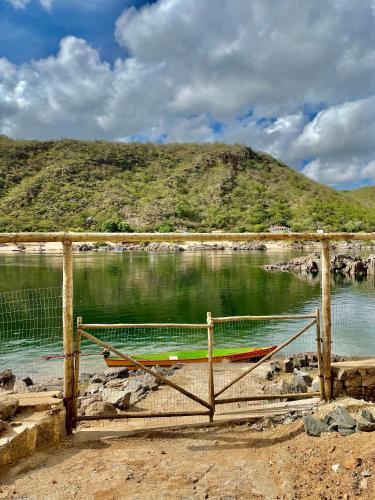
(72, 316, 82, 429)
(315, 308, 325, 400)
(321, 241, 332, 400)
(63, 240, 74, 434)
(207, 312, 215, 422)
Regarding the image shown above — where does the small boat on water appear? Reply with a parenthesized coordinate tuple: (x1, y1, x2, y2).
(103, 345, 277, 369)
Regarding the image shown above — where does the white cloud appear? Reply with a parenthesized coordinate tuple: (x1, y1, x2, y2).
(6, 0, 53, 9)
(1, 0, 375, 187)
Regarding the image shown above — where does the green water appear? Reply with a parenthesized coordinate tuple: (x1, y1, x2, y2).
(0, 250, 374, 380)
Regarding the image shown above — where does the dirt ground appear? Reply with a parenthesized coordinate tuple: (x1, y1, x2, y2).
(1, 418, 375, 500)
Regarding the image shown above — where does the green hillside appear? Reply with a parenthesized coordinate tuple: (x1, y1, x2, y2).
(0, 136, 374, 233)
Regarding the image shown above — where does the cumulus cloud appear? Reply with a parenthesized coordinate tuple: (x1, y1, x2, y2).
(1, 0, 375, 187)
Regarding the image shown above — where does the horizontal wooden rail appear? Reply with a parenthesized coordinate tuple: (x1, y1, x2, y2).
(80, 323, 208, 330)
(215, 392, 321, 404)
(1, 231, 375, 244)
(79, 329, 212, 410)
(214, 318, 317, 398)
(77, 410, 211, 421)
(212, 313, 316, 323)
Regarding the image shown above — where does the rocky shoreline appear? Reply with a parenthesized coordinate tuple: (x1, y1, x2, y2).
(263, 253, 375, 277)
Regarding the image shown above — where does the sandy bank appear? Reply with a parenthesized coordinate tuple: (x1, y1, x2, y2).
(0, 239, 373, 255)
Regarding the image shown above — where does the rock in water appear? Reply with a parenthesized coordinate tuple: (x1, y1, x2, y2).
(84, 401, 117, 417)
(0, 396, 19, 420)
(303, 415, 329, 437)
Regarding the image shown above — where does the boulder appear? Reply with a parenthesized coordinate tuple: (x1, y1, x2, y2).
(79, 394, 102, 414)
(104, 367, 129, 381)
(0, 369, 15, 388)
(0, 396, 19, 420)
(84, 401, 117, 417)
(293, 369, 313, 387)
(303, 415, 329, 437)
(90, 373, 106, 384)
(84, 383, 103, 396)
(102, 389, 131, 410)
(22, 377, 33, 387)
(324, 405, 357, 431)
(13, 379, 30, 392)
(105, 379, 128, 390)
(356, 415, 375, 432)
(360, 409, 374, 422)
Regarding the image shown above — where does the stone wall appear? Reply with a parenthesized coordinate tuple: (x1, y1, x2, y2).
(332, 360, 375, 401)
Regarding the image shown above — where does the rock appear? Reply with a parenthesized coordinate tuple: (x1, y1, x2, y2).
(231, 242, 267, 251)
(90, 373, 106, 384)
(22, 377, 33, 387)
(254, 363, 276, 380)
(362, 470, 371, 477)
(151, 366, 166, 378)
(13, 379, 29, 392)
(281, 358, 294, 373)
(78, 243, 93, 252)
(0, 369, 15, 387)
(332, 464, 340, 472)
(0, 420, 9, 433)
(303, 415, 329, 437)
(102, 389, 131, 410)
(344, 457, 362, 470)
(0, 396, 19, 420)
(338, 428, 356, 436)
(356, 415, 375, 432)
(104, 367, 129, 381)
(105, 379, 128, 389)
(84, 383, 103, 396)
(293, 369, 313, 387)
(84, 401, 117, 417)
(324, 406, 357, 430)
(360, 409, 374, 422)
(79, 394, 102, 414)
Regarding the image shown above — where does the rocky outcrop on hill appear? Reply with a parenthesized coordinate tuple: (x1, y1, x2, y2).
(263, 254, 375, 277)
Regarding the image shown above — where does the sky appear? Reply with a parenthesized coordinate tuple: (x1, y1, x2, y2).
(0, 0, 375, 190)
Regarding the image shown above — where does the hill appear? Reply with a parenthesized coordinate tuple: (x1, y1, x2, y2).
(0, 136, 374, 233)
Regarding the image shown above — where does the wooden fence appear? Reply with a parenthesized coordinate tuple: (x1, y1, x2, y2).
(2, 231, 372, 432)
(74, 311, 322, 428)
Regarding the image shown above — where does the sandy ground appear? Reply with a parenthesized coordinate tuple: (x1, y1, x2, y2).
(1, 418, 375, 500)
(0, 241, 326, 254)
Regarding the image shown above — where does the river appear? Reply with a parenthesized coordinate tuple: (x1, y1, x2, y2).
(1, 250, 374, 381)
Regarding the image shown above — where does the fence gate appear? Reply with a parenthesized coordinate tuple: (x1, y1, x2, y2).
(72, 311, 323, 430)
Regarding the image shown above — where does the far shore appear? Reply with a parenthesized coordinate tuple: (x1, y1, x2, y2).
(0, 239, 374, 255)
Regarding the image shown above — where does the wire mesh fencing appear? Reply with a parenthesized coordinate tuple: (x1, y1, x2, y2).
(211, 314, 320, 413)
(73, 313, 321, 430)
(0, 287, 63, 391)
(331, 279, 375, 358)
(75, 323, 213, 428)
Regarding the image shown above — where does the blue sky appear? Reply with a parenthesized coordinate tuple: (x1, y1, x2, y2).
(1, 0, 375, 190)
(0, 1, 154, 64)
